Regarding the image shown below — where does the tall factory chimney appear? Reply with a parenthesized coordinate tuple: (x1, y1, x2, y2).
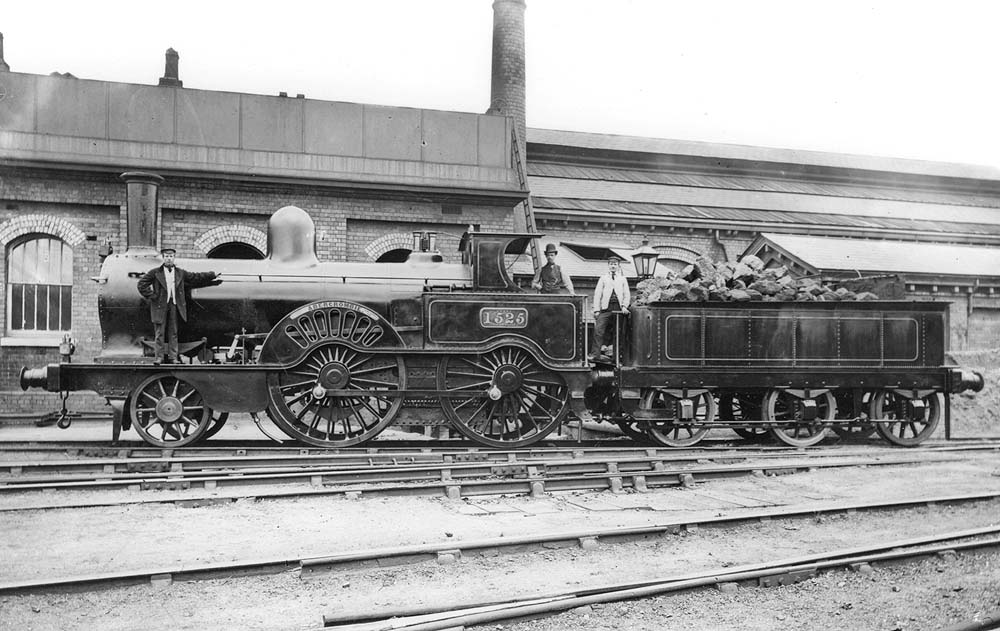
(488, 0, 533, 242)
(0, 33, 10, 72)
(488, 0, 527, 157)
(158, 48, 182, 87)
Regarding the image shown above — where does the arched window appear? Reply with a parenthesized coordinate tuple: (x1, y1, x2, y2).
(207, 242, 264, 260)
(376, 248, 412, 263)
(6, 235, 73, 334)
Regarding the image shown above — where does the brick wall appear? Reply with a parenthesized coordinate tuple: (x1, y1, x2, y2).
(346, 207, 511, 263)
(968, 299, 1000, 350)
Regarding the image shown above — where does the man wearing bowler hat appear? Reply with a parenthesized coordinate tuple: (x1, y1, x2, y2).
(591, 254, 630, 361)
(137, 247, 222, 364)
(531, 243, 575, 294)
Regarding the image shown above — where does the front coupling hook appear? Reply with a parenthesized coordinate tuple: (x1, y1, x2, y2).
(56, 391, 72, 429)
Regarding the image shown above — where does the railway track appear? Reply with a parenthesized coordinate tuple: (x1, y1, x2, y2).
(3, 436, 997, 458)
(2, 439, 997, 476)
(1, 491, 996, 598)
(321, 522, 1000, 631)
(1, 442, 994, 510)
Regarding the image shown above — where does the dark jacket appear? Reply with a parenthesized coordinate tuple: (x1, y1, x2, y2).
(137, 265, 219, 324)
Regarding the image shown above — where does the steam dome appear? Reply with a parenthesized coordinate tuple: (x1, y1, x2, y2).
(266, 205, 319, 266)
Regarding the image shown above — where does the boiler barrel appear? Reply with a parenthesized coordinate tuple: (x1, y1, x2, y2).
(97, 253, 471, 357)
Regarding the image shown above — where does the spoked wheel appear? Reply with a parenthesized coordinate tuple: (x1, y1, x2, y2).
(643, 389, 717, 448)
(266, 342, 404, 447)
(438, 347, 569, 448)
(129, 374, 212, 448)
(764, 389, 835, 448)
(831, 390, 876, 440)
(198, 411, 230, 442)
(871, 390, 941, 447)
(717, 391, 769, 442)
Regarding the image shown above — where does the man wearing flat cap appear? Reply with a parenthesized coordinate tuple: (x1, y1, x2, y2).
(591, 254, 630, 361)
(531, 243, 575, 295)
(137, 247, 222, 364)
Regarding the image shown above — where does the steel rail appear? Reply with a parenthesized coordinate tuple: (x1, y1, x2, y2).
(0, 452, 964, 507)
(3, 441, 996, 479)
(2, 436, 997, 458)
(0, 491, 996, 598)
(320, 528, 1000, 631)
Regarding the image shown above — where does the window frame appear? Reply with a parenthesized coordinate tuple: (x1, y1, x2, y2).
(5, 234, 74, 339)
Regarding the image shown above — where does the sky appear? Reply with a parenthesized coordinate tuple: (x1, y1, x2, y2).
(3, 0, 1000, 168)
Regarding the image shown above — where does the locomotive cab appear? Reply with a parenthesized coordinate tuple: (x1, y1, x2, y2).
(459, 229, 536, 291)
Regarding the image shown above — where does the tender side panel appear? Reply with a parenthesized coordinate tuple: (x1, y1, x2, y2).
(750, 316, 794, 359)
(638, 302, 947, 368)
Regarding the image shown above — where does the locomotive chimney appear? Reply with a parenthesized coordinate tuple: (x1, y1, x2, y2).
(119, 172, 164, 254)
(488, 0, 526, 155)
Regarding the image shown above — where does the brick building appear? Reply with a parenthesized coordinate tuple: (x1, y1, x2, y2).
(2, 1, 999, 416)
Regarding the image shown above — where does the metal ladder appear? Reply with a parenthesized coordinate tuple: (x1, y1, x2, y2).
(511, 126, 542, 275)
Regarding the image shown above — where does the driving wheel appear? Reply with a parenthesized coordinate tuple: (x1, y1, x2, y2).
(266, 342, 404, 447)
(438, 347, 569, 448)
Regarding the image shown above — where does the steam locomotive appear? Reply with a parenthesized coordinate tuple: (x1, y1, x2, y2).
(20, 173, 985, 449)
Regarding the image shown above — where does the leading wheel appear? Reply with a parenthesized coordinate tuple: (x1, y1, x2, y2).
(438, 347, 569, 448)
(871, 390, 941, 447)
(129, 374, 212, 448)
(266, 342, 404, 447)
(643, 389, 716, 448)
(764, 389, 834, 448)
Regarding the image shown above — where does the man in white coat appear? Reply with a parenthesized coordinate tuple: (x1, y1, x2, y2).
(592, 255, 630, 361)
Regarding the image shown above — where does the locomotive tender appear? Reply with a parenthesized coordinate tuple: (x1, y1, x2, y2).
(20, 173, 984, 449)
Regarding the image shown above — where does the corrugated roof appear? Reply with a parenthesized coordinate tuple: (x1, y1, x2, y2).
(532, 197, 1000, 238)
(528, 176, 1000, 226)
(527, 128, 1000, 182)
(529, 162, 1000, 210)
(758, 233, 1000, 277)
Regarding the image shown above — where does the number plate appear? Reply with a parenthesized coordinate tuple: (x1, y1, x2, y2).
(480, 307, 528, 328)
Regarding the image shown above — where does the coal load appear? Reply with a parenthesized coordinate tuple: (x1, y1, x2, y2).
(635, 254, 880, 305)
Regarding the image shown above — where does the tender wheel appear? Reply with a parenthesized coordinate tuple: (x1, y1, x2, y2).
(129, 374, 212, 448)
(831, 390, 876, 440)
(438, 347, 569, 448)
(643, 389, 716, 448)
(717, 391, 769, 442)
(871, 390, 941, 447)
(266, 342, 404, 447)
(764, 389, 834, 448)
